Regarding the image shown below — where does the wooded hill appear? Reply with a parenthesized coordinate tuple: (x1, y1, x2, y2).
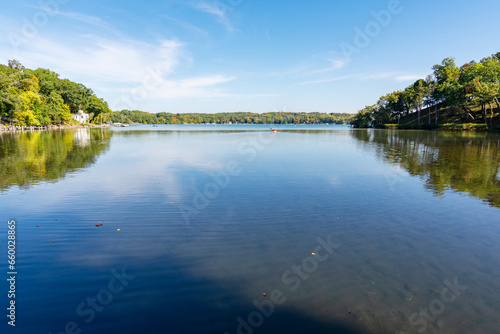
(352, 52, 500, 129)
(0, 60, 111, 126)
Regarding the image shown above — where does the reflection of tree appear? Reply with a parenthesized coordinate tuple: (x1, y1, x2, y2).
(0, 129, 111, 190)
(351, 130, 500, 208)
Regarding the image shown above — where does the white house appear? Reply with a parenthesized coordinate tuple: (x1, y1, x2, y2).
(73, 109, 90, 123)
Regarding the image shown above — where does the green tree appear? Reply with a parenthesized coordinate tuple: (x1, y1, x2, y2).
(412, 79, 426, 124)
(425, 75, 438, 124)
(460, 59, 500, 124)
(351, 107, 373, 128)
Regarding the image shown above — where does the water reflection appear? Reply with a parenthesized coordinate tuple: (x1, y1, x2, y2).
(3, 126, 500, 334)
(351, 129, 500, 208)
(0, 128, 111, 191)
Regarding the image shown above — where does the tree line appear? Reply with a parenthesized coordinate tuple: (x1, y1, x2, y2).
(108, 110, 354, 125)
(352, 52, 500, 128)
(0, 60, 111, 126)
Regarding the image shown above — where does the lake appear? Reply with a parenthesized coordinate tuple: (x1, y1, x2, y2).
(1, 125, 499, 334)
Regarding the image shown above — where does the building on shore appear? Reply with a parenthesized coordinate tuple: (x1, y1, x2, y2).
(73, 110, 90, 123)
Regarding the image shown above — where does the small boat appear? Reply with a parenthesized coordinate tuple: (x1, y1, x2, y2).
(112, 123, 129, 127)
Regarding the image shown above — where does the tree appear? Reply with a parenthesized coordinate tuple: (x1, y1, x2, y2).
(432, 57, 460, 84)
(8, 59, 24, 71)
(425, 75, 438, 124)
(88, 96, 112, 124)
(460, 59, 500, 124)
(412, 79, 426, 125)
(351, 107, 374, 128)
(400, 86, 415, 119)
(433, 58, 474, 121)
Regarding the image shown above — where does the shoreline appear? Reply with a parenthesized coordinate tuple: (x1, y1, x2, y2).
(0, 124, 109, 132)
(2, 122, 499, 133)
(378, 123, 500, 132)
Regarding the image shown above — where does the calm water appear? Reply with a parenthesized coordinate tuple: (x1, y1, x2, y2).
(1, 125, 499, 334)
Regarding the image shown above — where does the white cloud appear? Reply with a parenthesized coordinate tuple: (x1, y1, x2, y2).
(395, 75, 424, 82)
(297, 74, 359, 86)
(130, 74, 237, 100)
(0, 9, 278, 110)
(162, 14, 208, 36)
(0, 26, 242, 103)
(297, 72, 427, 86)
(11, 34, 183, 84)
(191, 1, 233, 31)
(307, 58, 349, 75)
(55, 11, 109, 28)
(179, 75, 235, 88)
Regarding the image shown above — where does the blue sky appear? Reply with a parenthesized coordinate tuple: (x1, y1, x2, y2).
(1, 0, 499, 114)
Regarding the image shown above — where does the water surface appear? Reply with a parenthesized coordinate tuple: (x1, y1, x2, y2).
(1, 125, 499, 334)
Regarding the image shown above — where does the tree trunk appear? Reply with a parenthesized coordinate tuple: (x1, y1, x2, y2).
(428, 104, 431, 124)
(481, 105, 487, 125)
(435, 105, 438, 125)
(490, 103, 494, 126)
(417, 105, 421, 125)
(464, 106, 476, 122)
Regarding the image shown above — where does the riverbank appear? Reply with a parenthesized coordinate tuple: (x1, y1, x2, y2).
(380, 123, 500, 132)
(0, 124, 109, 132)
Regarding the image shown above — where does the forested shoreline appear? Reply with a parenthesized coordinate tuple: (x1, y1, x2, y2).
(352, 52, 500, 129)
(107, 110, 353, 125)
(0, 60, 111, 126)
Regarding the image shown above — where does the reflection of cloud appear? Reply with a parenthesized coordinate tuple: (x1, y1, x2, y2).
(85, 134, 230, 200)
(328, 176, 341, 187)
